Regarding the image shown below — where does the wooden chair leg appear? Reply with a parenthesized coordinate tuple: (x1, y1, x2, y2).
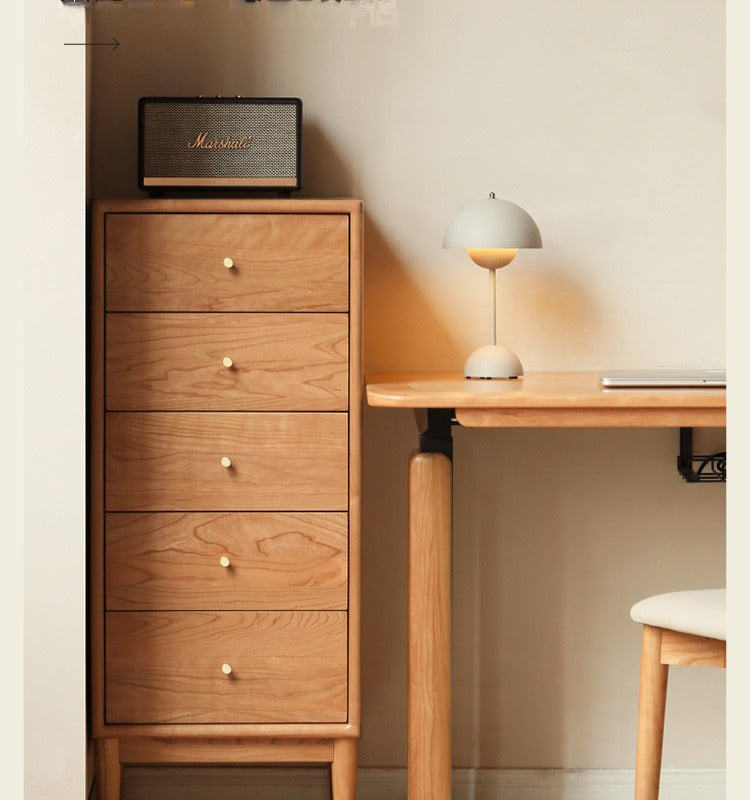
(634, 625, 669, 800)
(331, 738, 358, 800)
(95, 739, 122, 800)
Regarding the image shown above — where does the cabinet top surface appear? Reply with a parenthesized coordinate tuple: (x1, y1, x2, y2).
(92, 197, 363, 214)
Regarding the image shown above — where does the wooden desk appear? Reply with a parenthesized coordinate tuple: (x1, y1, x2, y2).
(365, 372, 726, 800)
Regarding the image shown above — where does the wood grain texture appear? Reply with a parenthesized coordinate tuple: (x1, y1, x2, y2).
(94, 197, 363, 216)
(346, 205, 363, 737)
(90, 202, 108, 738)
(408, 451, 453, 800)
(105, 511, 348, 611)
(90, 198, 362, 790)
(105, 611, 348, 724)
(633, 624, 726, 800)
(106, 313, 349, 411)
(635, 625, 669, 800)
(331, 738, 359, 800)
(104, 412, 349, 511)
(95, 720, 360, 740)
(95, 738, 122, 800)
(366, 372, 725, 428)
(118, 737, 335, 765)
(660, 629, 726, 667)
(105, 213, 349, 312)
(456, 406, 725, 428)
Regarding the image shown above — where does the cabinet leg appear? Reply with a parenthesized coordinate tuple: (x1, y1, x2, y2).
(95, 739, 122, 800)
(330, 738, 358, 800)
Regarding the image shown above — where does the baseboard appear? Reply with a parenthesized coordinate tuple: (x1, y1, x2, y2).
(117, 765, 726, 800)
(445, 768, 726, 800)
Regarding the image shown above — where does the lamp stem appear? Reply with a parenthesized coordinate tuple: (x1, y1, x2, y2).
(489, 269, 497, 346)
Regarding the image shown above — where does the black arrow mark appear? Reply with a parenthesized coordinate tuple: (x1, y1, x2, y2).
(64, 37, 120, 51)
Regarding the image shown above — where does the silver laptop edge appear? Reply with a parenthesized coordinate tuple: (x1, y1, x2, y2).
(598, 369, 726, 388)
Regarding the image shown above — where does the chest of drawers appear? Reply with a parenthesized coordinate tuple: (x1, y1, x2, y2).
(90, 198, 362, 799)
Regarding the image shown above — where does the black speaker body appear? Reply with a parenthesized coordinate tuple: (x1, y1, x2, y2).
(138, 97, 302, 194)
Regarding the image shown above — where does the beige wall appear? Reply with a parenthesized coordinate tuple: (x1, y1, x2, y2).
(8, 6, 23, 797)
(89, 0, 726, 771)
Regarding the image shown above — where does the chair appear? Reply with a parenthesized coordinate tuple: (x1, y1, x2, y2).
(629, 588, 725, 800)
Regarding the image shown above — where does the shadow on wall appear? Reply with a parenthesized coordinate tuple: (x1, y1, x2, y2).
(300, 122, 354, 199)
(302, 120, 463, 373)
(363, 218, 466, 374)
(358, 404, 415, 766)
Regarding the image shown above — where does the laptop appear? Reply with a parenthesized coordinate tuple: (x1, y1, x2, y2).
(598, 368, 726, 388)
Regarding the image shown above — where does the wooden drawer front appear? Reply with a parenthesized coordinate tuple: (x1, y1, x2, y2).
(105, 213, 349, 312)
(105, 611, 348, 724)
(105, 512, 348, 611)
(105, 412, 348, 512)
(106, 313, 349, 411)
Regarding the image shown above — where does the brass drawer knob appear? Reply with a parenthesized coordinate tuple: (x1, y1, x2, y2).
(220, 456, 232, 469)
(219, 555, 231, 568)
(221, 663, 233, 676)
(223, 257, 235, 269)
(222, 356, 234, 369)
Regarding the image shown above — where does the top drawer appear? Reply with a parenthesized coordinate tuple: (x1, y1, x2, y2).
(105, 213, 350, 312)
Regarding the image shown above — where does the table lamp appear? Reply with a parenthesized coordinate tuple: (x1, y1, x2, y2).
(443, 192, 542, 379)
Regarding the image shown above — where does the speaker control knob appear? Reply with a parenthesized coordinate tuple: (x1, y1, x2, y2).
(220, 456, 232, 469)
(222, 356, 234, 368)
(221, 663, 233, 676)
(219, 556, 231, 568)
(223, 257, 235, 269)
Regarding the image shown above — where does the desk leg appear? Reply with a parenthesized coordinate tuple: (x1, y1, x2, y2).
(408, 450, 453, 800)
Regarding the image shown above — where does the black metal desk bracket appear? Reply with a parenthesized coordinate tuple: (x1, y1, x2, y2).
(416, 408, 455, 460)
(677, 427, 726, 483)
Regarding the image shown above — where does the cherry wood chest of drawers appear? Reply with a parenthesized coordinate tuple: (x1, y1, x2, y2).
(90, 198, 362, 799)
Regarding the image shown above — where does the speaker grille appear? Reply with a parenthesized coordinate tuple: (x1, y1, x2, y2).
(140, 98, 301, 188)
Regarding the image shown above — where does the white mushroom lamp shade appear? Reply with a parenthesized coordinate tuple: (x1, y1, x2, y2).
(443, 193, 542, 379)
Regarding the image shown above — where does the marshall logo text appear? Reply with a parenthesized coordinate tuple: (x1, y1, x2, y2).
(188, 132, 253, 150)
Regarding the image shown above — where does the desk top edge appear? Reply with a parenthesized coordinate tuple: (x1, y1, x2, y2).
(365, 371, 726, 410)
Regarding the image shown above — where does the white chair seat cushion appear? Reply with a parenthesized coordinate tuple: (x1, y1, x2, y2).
(630, 588, 726, 640)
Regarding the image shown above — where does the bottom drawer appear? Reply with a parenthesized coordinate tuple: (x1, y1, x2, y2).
(105, 611, 348, 724)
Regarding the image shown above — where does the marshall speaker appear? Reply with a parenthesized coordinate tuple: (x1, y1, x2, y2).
(138, 97, 302, 194)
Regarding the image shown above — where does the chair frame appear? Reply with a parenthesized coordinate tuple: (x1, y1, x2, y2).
(634, 623, 726, 800)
